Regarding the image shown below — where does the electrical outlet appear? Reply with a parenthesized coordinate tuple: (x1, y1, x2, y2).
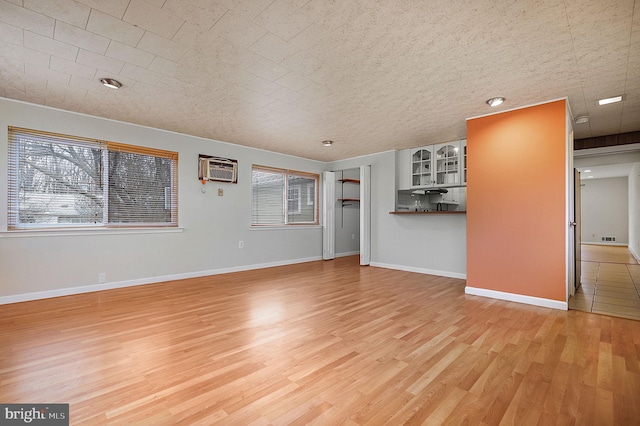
(352, 234, 356, 240)
(238, 240, 244, 249)
(98, 272, 106, 283)
(218, 188, 223, 196)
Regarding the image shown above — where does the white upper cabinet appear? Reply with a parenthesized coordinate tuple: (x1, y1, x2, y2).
(410, 146, 434, 188)
(434, 141, 461, 187)
(410, 140, 465, 188)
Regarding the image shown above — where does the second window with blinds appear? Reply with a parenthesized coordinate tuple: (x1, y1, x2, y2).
(251, 165, 319, 226)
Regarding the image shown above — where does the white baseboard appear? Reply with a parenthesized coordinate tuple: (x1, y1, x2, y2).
(465, 286, 568, 310)
(581, 241, 627, 247)
(336, 251, 359, 258)
(0, 256, 322, 305)
(630, 245, 640, 263)
(370, 262, 466, 280)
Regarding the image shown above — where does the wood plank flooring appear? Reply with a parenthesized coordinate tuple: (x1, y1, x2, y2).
(1, 256, 640, 424)
(570, 244, 640, 321)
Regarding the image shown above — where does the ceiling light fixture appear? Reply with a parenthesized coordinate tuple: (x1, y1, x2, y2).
(574, 115, 589, 124)
(322, 140, 333, 147)
(597, 95, 622, 106)
(486, 97, 505, 107)
(100, 78, 122, 89)
(584, 169, 591, 173)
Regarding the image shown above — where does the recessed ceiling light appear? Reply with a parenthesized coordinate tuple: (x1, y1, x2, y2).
(584, 169, 591, 173)
(597, 95, 622, 106)
(574, 115, 589, 124)
(486, 97, 505, 107)
(322, 140, 333, 147)
(587, 175, 594, 178)
(100, 78, 122, 89)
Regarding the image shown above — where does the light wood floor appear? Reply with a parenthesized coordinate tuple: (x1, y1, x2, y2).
(570, 245, 640, 321)
(2, 257, 640, 425)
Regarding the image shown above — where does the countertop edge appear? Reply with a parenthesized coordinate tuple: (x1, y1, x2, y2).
(389, 211, 466, 215)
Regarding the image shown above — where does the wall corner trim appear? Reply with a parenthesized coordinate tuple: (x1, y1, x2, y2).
(0, 256, 323, 305)
(370, 262, 467, 280)
(465, 286, 568, 310)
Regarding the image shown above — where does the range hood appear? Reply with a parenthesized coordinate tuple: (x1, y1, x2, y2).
(411, 188, 448, 195)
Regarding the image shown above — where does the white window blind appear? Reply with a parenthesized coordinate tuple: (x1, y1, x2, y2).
(7, 127, 178, 230)
(251, 165, 318, 226)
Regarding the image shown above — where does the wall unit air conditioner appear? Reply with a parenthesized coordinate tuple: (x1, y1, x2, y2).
(199, 156, 238, 183)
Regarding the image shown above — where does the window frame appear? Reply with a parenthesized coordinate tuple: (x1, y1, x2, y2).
(251, 165, 319, 227)
(7, 127, 179, 231)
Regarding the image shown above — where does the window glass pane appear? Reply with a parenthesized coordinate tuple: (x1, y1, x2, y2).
(8, 127, 178, 230)
(12, 136, 103, 226)
(108, 151, 173, 224)
(287, 175, 316, 223)
(252, 168, 285, 225)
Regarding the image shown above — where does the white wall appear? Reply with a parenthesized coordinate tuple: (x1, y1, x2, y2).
(0, 98, 325, 302)
(629, 163, 640, 260)
(580, 177, 629, 244)
(328, 150, 467, 279)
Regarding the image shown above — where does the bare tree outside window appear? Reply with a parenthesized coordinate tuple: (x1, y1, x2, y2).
(7, 128, 178, 230)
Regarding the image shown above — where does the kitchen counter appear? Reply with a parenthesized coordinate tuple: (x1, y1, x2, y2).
(389, 211, 466, 215)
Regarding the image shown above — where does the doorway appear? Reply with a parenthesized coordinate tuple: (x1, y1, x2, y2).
(322, 166, 371, 265)
(569, 244, 640, 320)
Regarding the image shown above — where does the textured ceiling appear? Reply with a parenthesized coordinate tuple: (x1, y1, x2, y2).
(0, 0, 638, 162)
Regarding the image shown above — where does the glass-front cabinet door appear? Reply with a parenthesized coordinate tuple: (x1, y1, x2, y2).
(410, 147, 433, 188)
(434, 141, 461, 187)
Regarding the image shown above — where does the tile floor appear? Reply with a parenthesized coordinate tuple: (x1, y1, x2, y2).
(569, 244, 640, 320)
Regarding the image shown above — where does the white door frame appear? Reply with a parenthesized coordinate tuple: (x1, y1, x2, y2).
(360, 165, 371, 265)
(322, 171, 335, 260)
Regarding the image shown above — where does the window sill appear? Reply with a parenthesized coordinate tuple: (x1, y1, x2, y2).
(0, 227, 184, 238)
(250, 225, 322, 231)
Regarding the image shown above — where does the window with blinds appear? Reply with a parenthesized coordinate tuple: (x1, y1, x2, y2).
(7, 127, 178, 230)
(251, 165, 319, 226)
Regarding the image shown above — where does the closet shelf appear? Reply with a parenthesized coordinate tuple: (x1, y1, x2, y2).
(338, 178, 360, 184)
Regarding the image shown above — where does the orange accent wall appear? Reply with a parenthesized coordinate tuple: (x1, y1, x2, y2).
(466, 100, 567, 301)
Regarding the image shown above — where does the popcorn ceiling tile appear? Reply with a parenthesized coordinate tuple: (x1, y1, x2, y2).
(106, 41, 155, 68)
(275, 71, 312, 92)
(87, 9, 144, 47)
(120, 63, 162, 85)
(281, 50, 322, 76)
(250, 32, 300, 63)
(0, 0, 55, 37)
(77, 49, 124, 74)
(216, 0, 273, 21)
(254, 0, 314, 41)
(0, 20, 23, 45)
(149, 56, 179, 77)
(24, 30, 78, 61)
(171, 21, 211, 50)
(24, 0, 90, 29)
(75, 0, 130, 19)
(137, 31, 185, 62)
(50, 56, 96, 79)
(162, 0, 228, 29)
(300, 0, 366, 30)
(1, 43, 50, 67)
(210, 11, 267, 48)
(25, 63, 71, 85)
(54, 21, 110, 54)
(250, 57, 289, 81)
(243, 75, 283, 95)
(123, 0, 185, 40)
